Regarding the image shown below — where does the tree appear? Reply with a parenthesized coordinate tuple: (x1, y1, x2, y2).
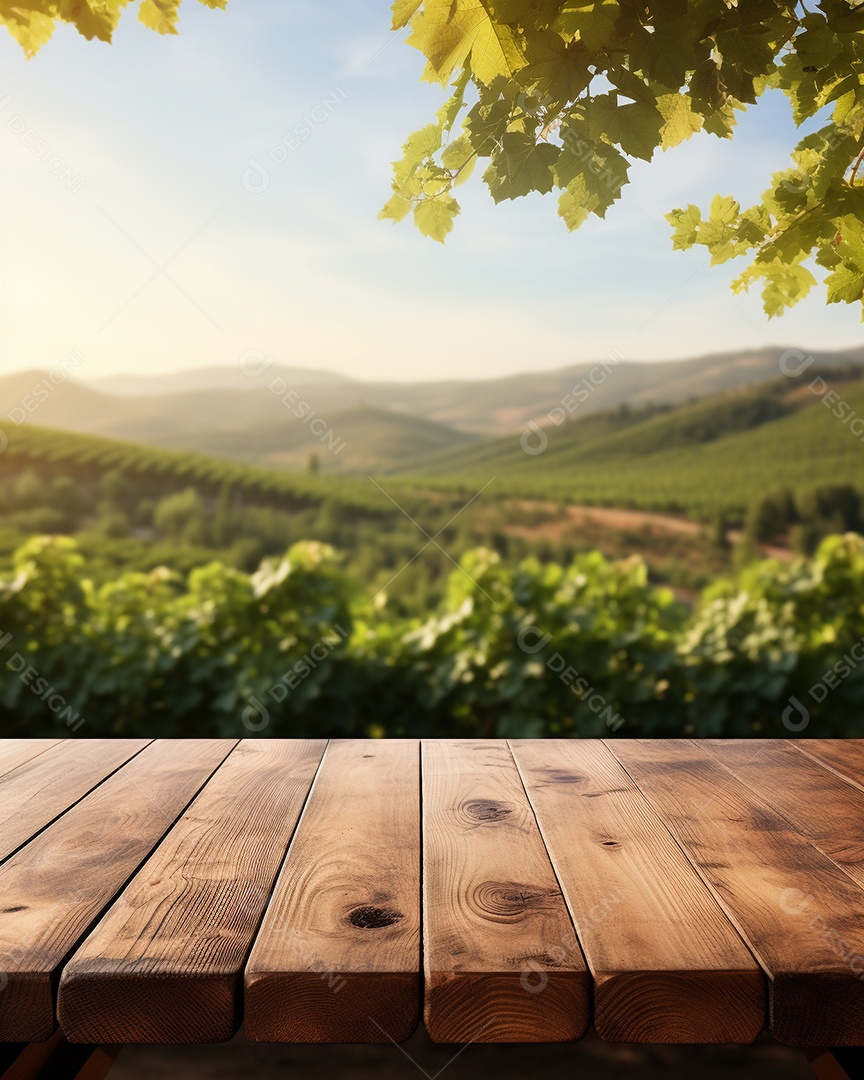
(708, 513, 731, 553)
(10, 1, 864, 319)
(13, 469, 45, 510)
(98, 469, 127, 506)
(153, 487, 207, 542)
(744, 488, 797, 543)
(50, 475, 88, 520)
(799, 482, 862, 530)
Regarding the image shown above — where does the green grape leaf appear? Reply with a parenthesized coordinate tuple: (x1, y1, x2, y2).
(483, 131, 559, 200)
(555, 0, 620, 50)
(138, 0, 180, 34)
(657, 94, 704, 149)
(413, 193, 461, 241)
(825, 263, 864, 305)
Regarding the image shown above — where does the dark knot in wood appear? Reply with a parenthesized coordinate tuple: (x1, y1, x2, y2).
(473, 881, 559, 921)
(462, 799, 513, 822)
(347, 905, 404, 929)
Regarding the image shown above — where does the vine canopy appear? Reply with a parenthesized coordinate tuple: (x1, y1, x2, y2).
(6, 0, 864, 317)
(380, 0, 864, 320)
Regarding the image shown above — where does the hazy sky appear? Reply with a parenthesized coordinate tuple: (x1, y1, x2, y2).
(1, 0, 861, 384)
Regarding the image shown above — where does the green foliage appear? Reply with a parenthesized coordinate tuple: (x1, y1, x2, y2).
(0, 424, 396, 516)
(798, 481, 862, 529)
(708, 514, 731, 554)
(404, 374, 864, 521)
(0, 0, 226, 56)
(383, 0, 864, 316)
(745, 488, 797, 543)
(153, 487, 207, 542)
(2, 532, 864, 738)
(10, 0, 864, 317)
(789, 481, 863, 552)
(683, 534, 864, 734)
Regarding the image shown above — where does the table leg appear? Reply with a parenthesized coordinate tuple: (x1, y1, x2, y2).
(805, 1047, 864, 1080)
(0, 1030, 120, 1080)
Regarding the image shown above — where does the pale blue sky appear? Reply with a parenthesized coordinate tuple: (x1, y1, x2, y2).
(0, 0, 861, 383)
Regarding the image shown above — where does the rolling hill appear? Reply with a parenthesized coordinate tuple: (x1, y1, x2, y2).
(122, 406, 476, 471)
(3, 345, 863, 471)
(93, 363, 352, 397)
(2, 366, 862, 527)
(395, 371, 864, 520)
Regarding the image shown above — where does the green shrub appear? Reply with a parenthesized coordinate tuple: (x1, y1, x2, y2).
(1, 534, 863, 739)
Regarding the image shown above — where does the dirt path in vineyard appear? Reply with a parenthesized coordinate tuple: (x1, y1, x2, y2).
(503, 499, 792, 561)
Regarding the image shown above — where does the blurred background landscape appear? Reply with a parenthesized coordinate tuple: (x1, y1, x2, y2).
(1, 342, 864, 740)
(2, 1, 864, 1075)
(1, 0, 863, 738)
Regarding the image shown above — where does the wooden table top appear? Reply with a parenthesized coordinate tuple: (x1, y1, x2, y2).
(1, 738, 864, 1048)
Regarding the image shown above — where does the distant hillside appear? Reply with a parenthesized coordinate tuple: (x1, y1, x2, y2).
(2, 345, 863, 467)
(0, 376, 474, 472)
(73, 344, 864, 438)
(93, 363, 352, 397)
(154, 406, 476, 471)
(350, 345, 864, 433)
(395, 371, 864, 520)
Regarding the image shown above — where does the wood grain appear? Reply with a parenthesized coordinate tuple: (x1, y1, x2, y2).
(245, 740, 420, 1043)
(0, 740, 60, 782)
(57, 739, 325, 1044)
(0, 739, 235, 1041)
(609, 739, 864, 1046)
(0, 740, 150, 864)
(511, 739, 764, 1042)
(793, 740, 864, 791)
(422, 740, 589, 1043)
(706, 740, 864, 892)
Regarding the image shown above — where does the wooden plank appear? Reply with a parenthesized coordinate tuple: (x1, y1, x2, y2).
(245, 740, 420, 1043)
(706, 740, 864, 892)
(511, 739, 765, 1043)
(0, 741, 150, 864)
(421, 740, 589, 1043)
(609, 739, 864, 1047)
(793, 740, 864, 791)
(57, 739, 325, 1044)
(0, 738, 236, 1041)
(0, 741, 60, 782)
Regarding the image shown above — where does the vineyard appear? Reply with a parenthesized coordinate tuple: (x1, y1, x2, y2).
(0, 421, 738, 607)
(0, 424, 393, 512)
(1, 532, 863, 740)
(399, 371, 864, 519)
